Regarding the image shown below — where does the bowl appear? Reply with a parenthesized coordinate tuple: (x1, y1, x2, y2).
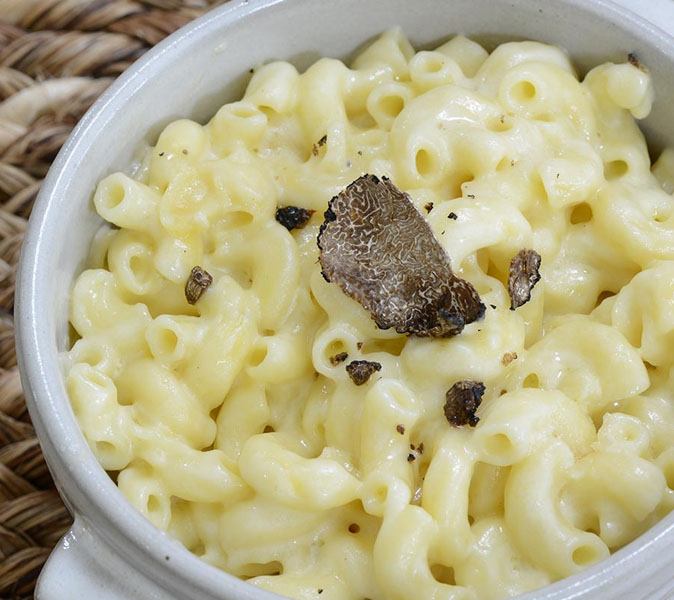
(16, 0, 674, 598)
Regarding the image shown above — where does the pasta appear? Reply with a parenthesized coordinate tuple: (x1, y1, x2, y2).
(66, 29, 674, 599)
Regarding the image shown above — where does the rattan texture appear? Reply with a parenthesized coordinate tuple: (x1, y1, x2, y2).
(0, 2, 221, 597)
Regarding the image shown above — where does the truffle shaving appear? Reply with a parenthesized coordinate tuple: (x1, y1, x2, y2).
(628, 52, 647, 71)
(345, 360, 381, 385)
(275, 206, 315, 231)
(318, 175, 485, 337)
(185, 266, 213, 305)
(508, 249, 542, 310)
(444, 381, 485, 427)
(329, 352, 348, 366)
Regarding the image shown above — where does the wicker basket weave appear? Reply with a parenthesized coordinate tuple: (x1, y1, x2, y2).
(0, 2, 222, 597)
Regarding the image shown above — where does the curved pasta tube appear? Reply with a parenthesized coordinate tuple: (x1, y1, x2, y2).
(390, 85, 501, 188)
(505, 441, 609, 578)
(620, 380, 674, 457)
(215, 380, 269, 461)
(474, 389, 595, 466)
(94, 173, 161, 234)
(209, 101, 268, 155)
(68, 337, 122, 379)
(598, 261, 674, 367)
(153, 231, 204, 283)
(158, 165, 214, 237)
(70, 269, 150, 336)
(146, 119, 210, 190)
(239, 432, 360, 510)
(312, 321, 363, 379)
(70, 270, 152, 367)
(213, 223, 299, 330)
(584, 62, 653, 122)
(498, 62, 595, 136)
(455, 516, 550, 600)
(134, 433, 249, 505)
(593, 182, 674, 266)
(562, 449, 666, 548)
(203, 153, 278, 226)
(117, 461, 172, 530)
(506, 317, 649, 415)
(537, 143, 603, 210)
(245, 61, 300, 114)
(189, 502, 231, 569)
(297, 58, 350, 142)
(596, 413, 650, 456)
(246, 330, 312, 384)
(543, 224, 639, 315)
(107, 229, 163, 296)
(653, 147, 674, 193)
(218, 496, 328, 569)
(315, 510, 381, 599)
(655, 447, 674, 516)
(116, 358, 215, 448)
(467, 462, 510, 521)
(422, 429, 477, 564)
(409, 51, 465, 93)
(435, 36, 488, 78)
(181, 277, 258, 409)
(67, 363, 134, 470)
(145, 314, 206, 365)
(430, 198, 531, 269)
(352, 27, 414, 80)
(359, 379, 422, 516)
(373, 505, 474, 600)
(366, 81, 415, 131)
(401, 305, 524, 386)
(475, 41, 574, 98)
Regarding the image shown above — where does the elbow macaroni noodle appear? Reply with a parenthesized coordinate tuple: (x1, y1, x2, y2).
(67, 30, 674, 599)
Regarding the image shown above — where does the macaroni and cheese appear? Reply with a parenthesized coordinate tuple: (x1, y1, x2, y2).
(66, 30, 674, 600)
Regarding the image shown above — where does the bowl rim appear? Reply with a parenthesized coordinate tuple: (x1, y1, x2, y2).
(15, 0, 674, 598)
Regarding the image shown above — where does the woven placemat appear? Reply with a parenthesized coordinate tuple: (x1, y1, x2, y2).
(0, 2, 223, 598)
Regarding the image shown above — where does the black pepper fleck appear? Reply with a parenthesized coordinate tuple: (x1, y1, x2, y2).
(312, 135, 328, 156)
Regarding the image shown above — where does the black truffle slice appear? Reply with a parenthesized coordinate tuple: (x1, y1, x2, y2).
(444, 381, 485, 427)
(345, 360, 381, 385)
(275, 206, 315, 231)
(317, 175, 485, 337)
(508, 249, 542, 310)
(185, 266, 213, 305)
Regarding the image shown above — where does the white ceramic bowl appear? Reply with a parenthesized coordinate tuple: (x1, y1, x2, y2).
(16, 0, 674, 598)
